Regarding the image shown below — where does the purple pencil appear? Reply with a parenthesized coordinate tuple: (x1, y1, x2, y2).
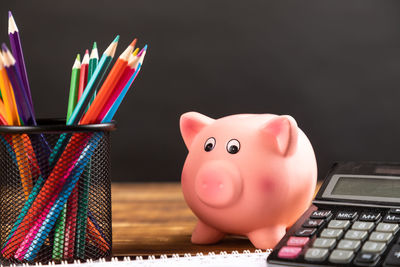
(8, 11, 34, 112)
(2, 44, 35, 126)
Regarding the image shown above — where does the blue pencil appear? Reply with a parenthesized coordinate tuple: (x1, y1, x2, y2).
(102, 46, 146, 123)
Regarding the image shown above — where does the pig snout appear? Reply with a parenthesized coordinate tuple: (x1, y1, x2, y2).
(194, 161, 242, 208)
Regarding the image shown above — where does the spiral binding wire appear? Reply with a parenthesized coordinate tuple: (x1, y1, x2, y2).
(0, 249, 272, 266)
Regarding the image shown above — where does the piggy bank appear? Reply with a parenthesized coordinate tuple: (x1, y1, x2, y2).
(180, 112, 317, 249)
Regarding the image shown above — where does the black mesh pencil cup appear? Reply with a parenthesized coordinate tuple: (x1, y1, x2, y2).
(0, 119, 115, 264)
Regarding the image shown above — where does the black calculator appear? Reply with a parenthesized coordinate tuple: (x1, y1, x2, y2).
(267, 162, 400, 267)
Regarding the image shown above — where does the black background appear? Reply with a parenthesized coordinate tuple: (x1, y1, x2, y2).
(1, 1, 400, 182)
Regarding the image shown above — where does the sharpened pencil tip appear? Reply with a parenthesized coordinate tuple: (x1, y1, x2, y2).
(130, 38, 137, 47)
(143, 44, 148, 51)
(132, 48, 139, 56)
(92, 42, 97, 49)
(85, 49, 89, 55)
(76, 54, 81, 61)
(113, 35, 120, 43)
(1, 43, 9, 52)
(8, 11, 12, 18)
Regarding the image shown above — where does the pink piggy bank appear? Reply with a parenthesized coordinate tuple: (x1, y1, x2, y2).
(180, 112, 317, 249)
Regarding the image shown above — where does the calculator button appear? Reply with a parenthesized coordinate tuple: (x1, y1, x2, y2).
(337, 239, 361, 251)
(277, 246, 302, 259)
(376, 222, 399, 233)
(354, 252, 380, 266)
(329, 249, 354, 264)
(345, 230, 368, 241)
(295, 228, 316, 237)
(389, 208, 400, 214)
(302, 219, 324, 228)
(383, 214, 400, 223)
(383, 244, 400, 266)
(304, 248, 329, 262)
(359, 212, 381, 222)
(320, 228, 343, 239)
(313, 238, 336, 249)
(369, 232, 393, 243)
(328, 220, 350, 229)
(361, 241, 386, 254)
(352, 221, 375, 232)
(286, 236, 309, 247)
(310, 210, 332, 220)
(336, 211, 358, 220)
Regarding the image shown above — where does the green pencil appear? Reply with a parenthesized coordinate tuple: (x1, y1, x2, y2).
(53, 54, 80, 260)
(66, 54, 81, 120)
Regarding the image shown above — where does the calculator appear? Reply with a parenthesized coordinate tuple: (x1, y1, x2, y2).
(267, 162, 400, 267)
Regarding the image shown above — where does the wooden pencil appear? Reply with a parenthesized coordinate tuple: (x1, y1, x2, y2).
(78, 50, 89, 99)
(0, 53, 19, 125)
(80, 39, 136, 124)
(68, 36, 119, 125)
(1, 44, 34, 125)
(8, 11, 34, 111)
(102, 46, 146, 122)
(66, 54, 81, 120)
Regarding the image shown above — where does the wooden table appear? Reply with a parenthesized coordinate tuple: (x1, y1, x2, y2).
(112, 183, 257, 256)
(112, 182, 321, 257)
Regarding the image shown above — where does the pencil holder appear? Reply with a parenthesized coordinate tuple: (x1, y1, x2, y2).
(0, 119, 115, 264)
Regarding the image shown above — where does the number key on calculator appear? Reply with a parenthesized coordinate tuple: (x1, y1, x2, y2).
(267, 162, 400, 267)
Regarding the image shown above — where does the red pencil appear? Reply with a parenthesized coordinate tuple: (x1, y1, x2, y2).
(80, 39, 136, 124)
(77, 50, 89, 99)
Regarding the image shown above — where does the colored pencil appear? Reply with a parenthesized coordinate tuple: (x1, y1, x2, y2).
(78, 50, 89, 99)
(80, 39, 136, 124)
(68, 36, 119, 125)
(102, 46, 146, 123)
(87, 42, 99, 109)
(8, 11, 34, 112)
(0, 53, 19, 125)
(24, 133, 102, 260)
(63, 185, 78, 259)
(1, 44, 34, 125)
(98, 48, 142, 120)
(67, 54, 81, 120)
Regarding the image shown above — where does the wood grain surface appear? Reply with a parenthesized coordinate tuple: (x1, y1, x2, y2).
(112, 182, 321, 257)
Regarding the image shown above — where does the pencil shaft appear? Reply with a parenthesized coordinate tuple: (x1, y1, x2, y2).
(9, 32, 33, 111)
(68, 55, 112, 125)
(67, 64, 80, 121)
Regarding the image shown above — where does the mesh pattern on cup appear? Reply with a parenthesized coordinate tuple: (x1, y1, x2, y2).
(0, 129, 112, 264)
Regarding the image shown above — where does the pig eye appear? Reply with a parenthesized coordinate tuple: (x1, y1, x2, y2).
(227, 139, 240, 154)
(204, 137, 216, 152)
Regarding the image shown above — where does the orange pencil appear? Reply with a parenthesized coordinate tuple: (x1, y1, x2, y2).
(0, 53, 19, 125)
(80, 39, 136, 124)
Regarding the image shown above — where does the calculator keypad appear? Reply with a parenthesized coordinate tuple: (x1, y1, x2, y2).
(273, 208, 400, 266)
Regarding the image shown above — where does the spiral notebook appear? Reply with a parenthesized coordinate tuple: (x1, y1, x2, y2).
(4, 250, 271, 267)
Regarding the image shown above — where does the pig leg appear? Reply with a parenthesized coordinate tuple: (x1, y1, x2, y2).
(191, 220, 225, 244)
(247, 226, 286, 249)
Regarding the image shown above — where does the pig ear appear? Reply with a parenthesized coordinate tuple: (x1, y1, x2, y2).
(261, 115, 298, 157)
(180, 112, 214, 148)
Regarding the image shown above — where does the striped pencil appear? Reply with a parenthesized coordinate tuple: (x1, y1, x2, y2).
(8, 11, 34, 112)
(68, 36, 119, 125)
(80, 39, 136, 124)
(78, 50, 89, 99)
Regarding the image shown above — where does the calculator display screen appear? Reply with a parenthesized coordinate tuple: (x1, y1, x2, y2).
(322, 174, 400, 203)
(332, 177, 400, 198)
